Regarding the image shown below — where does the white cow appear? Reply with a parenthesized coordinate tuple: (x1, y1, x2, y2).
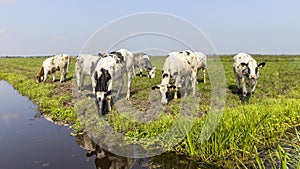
(232, 52, 266, 101)
(75, 54, 101, 93)
(93, 49, 134, 115)
(36, 54, 70, 83)
(132, 52, 156, 78)
(195, 52, 207, 83)
(152, 51, 198, 105)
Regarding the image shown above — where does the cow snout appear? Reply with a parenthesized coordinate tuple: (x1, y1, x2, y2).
(250, 75, 256, 79)
(161, 100, 168, 105)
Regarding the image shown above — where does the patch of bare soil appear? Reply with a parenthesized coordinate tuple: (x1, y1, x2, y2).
(54, 81, 73, 107)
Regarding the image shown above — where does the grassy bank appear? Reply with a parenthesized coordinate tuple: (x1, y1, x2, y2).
(0, 57, 77, 123)
(0, 55, 299, 168)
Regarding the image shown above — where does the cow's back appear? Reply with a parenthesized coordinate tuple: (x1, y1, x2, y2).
(115, 49, 134, 72)
(95, 56, 124, 81)
(163, 53, 191, 78)
(233, 53, 253, 65)
(77, 54, 100, 75)
(133, 52, 143, 67)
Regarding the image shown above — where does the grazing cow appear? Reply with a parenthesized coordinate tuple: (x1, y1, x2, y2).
(152, 51, 197, 105)
(195, 52, 207, 83)
(36, 54, 70, 83)
(93, 49, 134, 115)
(232, 52, 266, 101)
(75, 54, 101, 93)
(132, 52, 156, 78)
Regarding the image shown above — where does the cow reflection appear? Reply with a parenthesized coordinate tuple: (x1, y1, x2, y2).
(76, 134, 134, 169)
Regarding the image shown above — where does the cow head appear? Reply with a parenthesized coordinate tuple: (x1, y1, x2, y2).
(36, 67, 45, 83)
(147, 67, 156, 79)
(241, 61, 266, 79)
(110, 51, 124, 64)
(151, 73, 176, 105)
(94, 68, 112, 116)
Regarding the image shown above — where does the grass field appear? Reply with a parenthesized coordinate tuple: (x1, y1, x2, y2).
(0, 55, 299, 168)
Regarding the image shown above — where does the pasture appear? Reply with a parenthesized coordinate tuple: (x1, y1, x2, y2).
(0, 55, 299, 168)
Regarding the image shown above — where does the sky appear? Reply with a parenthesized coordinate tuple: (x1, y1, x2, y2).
(0, 0, 300, 56)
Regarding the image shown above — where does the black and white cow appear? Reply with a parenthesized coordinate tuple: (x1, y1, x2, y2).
(132, 52, 156, 78)
(36, 54, 70, 83)
(232, 52, 266, 101)
(152, 51, 198, 105)
(195, 52, 207, 83)
(93, 49, 134, 115)
(75, 54, 101, 93)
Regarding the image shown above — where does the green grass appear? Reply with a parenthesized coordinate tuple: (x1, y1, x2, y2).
(0, 55, 299, 168)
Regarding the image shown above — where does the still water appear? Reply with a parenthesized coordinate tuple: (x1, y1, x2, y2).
(0, 81, 201, 169)
(0, 81, 95, 169)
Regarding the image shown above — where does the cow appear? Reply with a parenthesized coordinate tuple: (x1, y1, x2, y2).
(232, 52, 266, 101)
(93, 49, 134, 115)
(152, 51, 198, 105)
(36, 54, 70, 83)
(195, 52, 207, 83)
(132, 52, 156, 78)
(75, 54, 101, 93)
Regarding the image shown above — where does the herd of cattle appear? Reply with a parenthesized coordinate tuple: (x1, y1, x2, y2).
(36, 49, 265, 115)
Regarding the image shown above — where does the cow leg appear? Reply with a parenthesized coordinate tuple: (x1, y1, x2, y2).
(106, 82, 113, 112)
(43, 71, 48, 82)
(241, 78, 247, 98)
(174, 87, 179, 99)
(139, 67, 143, 77)
(63, 67, 68, 80)
(184, 80, 189, 97)
(91, 74, 96, 95)
(191, 70, 197, 96)
(60, 68, 65, 83)
(126, 71, 133, 100)
(132, 66, 136, 76)
(235, 76, 241, 93)
(107, 94, 112, 112)
(52, 72, 56, 82)
(116, 78, 124, 100)
(250, 80, 258, 94)
(77, 73, 84, 93)
(76, 71, 82, 92)
(203, 68, 206, 84)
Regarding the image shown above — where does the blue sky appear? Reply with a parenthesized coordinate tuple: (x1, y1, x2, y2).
(0, 0, 300, 55)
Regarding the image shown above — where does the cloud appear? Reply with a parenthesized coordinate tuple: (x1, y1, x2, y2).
(52, 36, 67, 41)
(0, 29, 6, 35)
(0, 112, 19, 125)
(0, 0, 16, 3)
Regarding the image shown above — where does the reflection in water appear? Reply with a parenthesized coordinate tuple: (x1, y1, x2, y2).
(76, 134, 135, 169)
(75, 133, 209, 169)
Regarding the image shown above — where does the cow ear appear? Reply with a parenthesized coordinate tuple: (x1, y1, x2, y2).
(152, 85, 160, 90)
(240, 62, 248, 68)
(168, 85, 176, 89)
(153, 67, 156, 70)
(258, 62, 266, 68)
(94, 71, 98, 80)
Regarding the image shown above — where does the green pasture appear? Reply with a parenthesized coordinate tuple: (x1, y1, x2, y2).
(0, 55, 299, 168)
